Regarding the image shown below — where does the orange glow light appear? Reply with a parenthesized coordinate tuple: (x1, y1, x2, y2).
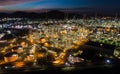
(14, 61, 25, 68)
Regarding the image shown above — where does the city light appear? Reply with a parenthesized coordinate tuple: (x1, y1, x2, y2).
(105, 59, 111, 64)
(0, 17, 120, 72)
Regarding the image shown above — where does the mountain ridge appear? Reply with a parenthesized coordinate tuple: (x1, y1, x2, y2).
(0, 8, 120, 18)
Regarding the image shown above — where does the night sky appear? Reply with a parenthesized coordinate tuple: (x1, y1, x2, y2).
(0, 0, 120, 12)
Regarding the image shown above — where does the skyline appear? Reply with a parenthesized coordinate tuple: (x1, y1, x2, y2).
(0, 0, 120, 12)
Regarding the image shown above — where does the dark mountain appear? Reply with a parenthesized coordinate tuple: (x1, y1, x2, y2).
(0, 10, 81, 19)
(43, 10, 80, 19)
(0, 12, 9, 17)
(10, 11, 40, 18)
(0, 8, 120, 18)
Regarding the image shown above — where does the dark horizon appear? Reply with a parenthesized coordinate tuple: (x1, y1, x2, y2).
(1, 7, 120, 14)
(0, 9, 120, 19)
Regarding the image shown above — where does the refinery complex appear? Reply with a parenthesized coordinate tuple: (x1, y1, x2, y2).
(0, 17, 120, 73)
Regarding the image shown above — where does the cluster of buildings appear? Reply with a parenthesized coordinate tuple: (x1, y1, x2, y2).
(0, 17, 120, 72)
(0, 19, 89, 71)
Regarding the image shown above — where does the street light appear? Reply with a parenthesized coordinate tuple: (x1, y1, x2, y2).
(105, 59, 111, 64)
